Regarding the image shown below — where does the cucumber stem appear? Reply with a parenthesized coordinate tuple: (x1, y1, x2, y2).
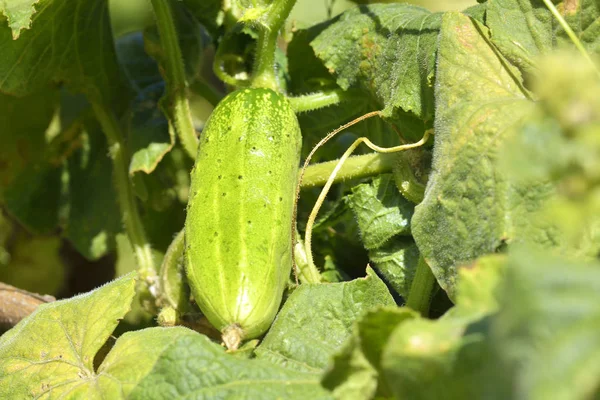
(300, 152, 397, 189)
(251, 0, 298, 89)
(92, 102, 158, 299)
(150, 0, 199, 159)
(406, 256, 435, 317)
(222, 324, 244, 351)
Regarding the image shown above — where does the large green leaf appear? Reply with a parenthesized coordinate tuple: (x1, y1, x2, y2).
(0, 0, 128, 106)
(255, 268, 395, 373)
(310, 4, 442, 126)
(411, 12, 556, 298)
(0, 273, 137, 399)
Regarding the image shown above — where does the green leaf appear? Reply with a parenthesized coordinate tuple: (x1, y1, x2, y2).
(411, 12, 551, 299)
(368, 238, 420, 299)
(255, 268, 395, 373)
(322, 307, 417, 400)
(310, 4, 442, 124)
(0, 273, 137, 399)
(128, 328, 333, 400)
(0, 0, 129, 106)
(491, 249, 600, 400)
(346, 174, 414, 250)
(65, 124, 121, 260)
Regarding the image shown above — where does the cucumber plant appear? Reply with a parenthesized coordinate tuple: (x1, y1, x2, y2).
(1, 0, 599, 398)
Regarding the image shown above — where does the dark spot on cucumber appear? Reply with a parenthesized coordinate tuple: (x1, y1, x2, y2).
(218, 175, 222, 180)
(268, 170, 272, 175)
(279, 197, 283, 202)
(214, 232, 219, 237)
(217, 159, 222, 163)
(238, 175, 243, 180)
(247, 220, 251, 224)
(222, 192, 226, 197)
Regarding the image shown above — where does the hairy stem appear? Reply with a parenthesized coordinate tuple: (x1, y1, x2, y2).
(151, 0, 199, 158)
(300, 152, 397, 189)
(92, 103, 157, 291)
(251, 0, 298, 89)
(406, 256, 435, 317)
(288, 89, 347, 113)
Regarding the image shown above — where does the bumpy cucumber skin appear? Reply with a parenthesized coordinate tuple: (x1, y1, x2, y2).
(185, 88, 301, 340)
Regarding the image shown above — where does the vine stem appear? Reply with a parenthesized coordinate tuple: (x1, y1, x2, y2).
(541, 0, 600, 76)
(300, 152, 397, 189)
(92, 103, 158, 291)
(251, 0, 298, 89)
(406, 256, 435, 316)
(151, 0, 199, 158)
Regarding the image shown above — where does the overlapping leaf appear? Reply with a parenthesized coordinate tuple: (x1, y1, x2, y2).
(310, 4, 442, 126)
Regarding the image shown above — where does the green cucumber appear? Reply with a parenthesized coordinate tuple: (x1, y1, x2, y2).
(185, 88, 301, 349)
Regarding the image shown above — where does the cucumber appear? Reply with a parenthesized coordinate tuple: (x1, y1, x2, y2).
(185, 88, 301, 349)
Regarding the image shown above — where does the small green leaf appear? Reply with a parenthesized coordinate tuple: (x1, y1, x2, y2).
(255, 268, 395, 373)
(0, 0, 38, 39)
(346, 174, 414, 250)
(369, 239, 420, 299)
(0, 273, 137, 399)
